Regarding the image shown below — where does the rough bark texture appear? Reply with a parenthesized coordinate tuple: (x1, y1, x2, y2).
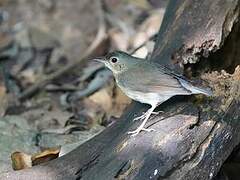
(1, 0, 240, 179)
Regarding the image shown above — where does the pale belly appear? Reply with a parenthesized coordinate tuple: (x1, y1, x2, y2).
(121, 88, 171, 106)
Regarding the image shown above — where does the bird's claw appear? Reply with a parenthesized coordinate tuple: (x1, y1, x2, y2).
(151, 111, 163, 115)
(128, 127, 155, 137)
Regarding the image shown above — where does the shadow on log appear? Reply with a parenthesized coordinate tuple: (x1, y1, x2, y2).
(1, 0, 240, 179)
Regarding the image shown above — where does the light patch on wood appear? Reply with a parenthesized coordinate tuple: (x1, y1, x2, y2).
(116, 141, 128, 153)
(115, 160, 135, 179)
(188, 122, 218, 168)
(153, 115, 198, 146)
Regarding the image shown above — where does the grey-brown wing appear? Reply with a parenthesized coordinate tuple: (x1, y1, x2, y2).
(153, 63, 212, 96)
(118, 63, 190, 95)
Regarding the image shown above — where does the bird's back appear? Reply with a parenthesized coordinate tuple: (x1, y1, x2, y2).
(116, 61, 189, 94)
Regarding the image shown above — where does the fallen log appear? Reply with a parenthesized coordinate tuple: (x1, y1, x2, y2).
(1, 0, 240, 179)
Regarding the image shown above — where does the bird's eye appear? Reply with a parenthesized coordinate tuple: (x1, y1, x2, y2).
(110, 57, 118, 63)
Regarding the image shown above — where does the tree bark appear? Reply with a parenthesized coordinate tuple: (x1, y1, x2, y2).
(1, 0, 240, 179)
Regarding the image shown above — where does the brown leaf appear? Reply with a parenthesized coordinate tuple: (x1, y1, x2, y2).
(108, 28, 129, 51)
(32, 148, 60, 166)
(131, 9, 165, 57)
(11, 152, 32, 170)
(88, 86, 113, 113)
(0, 85, 9, 116)
(111, 87, 131, 118)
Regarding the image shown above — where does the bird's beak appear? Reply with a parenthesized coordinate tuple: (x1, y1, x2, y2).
(93, 57, 106, 63)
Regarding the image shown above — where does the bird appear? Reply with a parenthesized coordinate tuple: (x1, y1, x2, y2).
(94, 51, 212, 136)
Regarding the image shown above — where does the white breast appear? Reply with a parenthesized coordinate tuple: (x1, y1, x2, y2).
(123, 89, 171, 106)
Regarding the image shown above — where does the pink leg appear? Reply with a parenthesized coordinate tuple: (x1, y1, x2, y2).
(133, 110, 163, 121)
(128, 105, 157, 136)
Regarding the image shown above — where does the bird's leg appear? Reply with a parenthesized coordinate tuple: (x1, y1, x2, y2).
(128, 105, 157, 136)
(133, 112, 148, 121)
(133, 110, 162, 121)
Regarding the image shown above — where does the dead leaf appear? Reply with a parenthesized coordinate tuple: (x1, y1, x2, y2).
(75, 98, 106, 129)
(129, 0, 151, 9)
(29, 26, 60, 50)
(32, 147, 60, 166)
(11, 152, 32, 170)
(108, 28, 129, 51)
(0, 31, 13, 50)
(111, 87, 131, 118)
(0, 84, 9, 116)
(131, 9, 165, 58)
(21, 100, 73, 131)
(88, 86, 113, 113)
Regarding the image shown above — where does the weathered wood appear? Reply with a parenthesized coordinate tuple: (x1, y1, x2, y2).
(152, 0, 240, 70)
(1, 0, 240, 179)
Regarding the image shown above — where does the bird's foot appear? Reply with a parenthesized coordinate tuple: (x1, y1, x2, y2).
(128, 127, 155, 137)
(151, 111, 163, 115)
(133, 113, 146, 121)
(133, 110, 163, 121)
(130, 105, 157, 136)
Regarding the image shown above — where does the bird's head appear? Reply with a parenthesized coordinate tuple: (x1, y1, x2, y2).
(94, 51, 139, 74)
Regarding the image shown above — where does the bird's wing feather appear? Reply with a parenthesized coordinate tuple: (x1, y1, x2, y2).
(118, 62, 190, 95)
(154, 63, 212, 96)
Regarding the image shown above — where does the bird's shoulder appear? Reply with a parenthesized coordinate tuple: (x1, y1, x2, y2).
(116, 61, 155, 82)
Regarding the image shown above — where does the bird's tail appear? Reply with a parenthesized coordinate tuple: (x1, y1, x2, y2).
(178, 78, 213, 96)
